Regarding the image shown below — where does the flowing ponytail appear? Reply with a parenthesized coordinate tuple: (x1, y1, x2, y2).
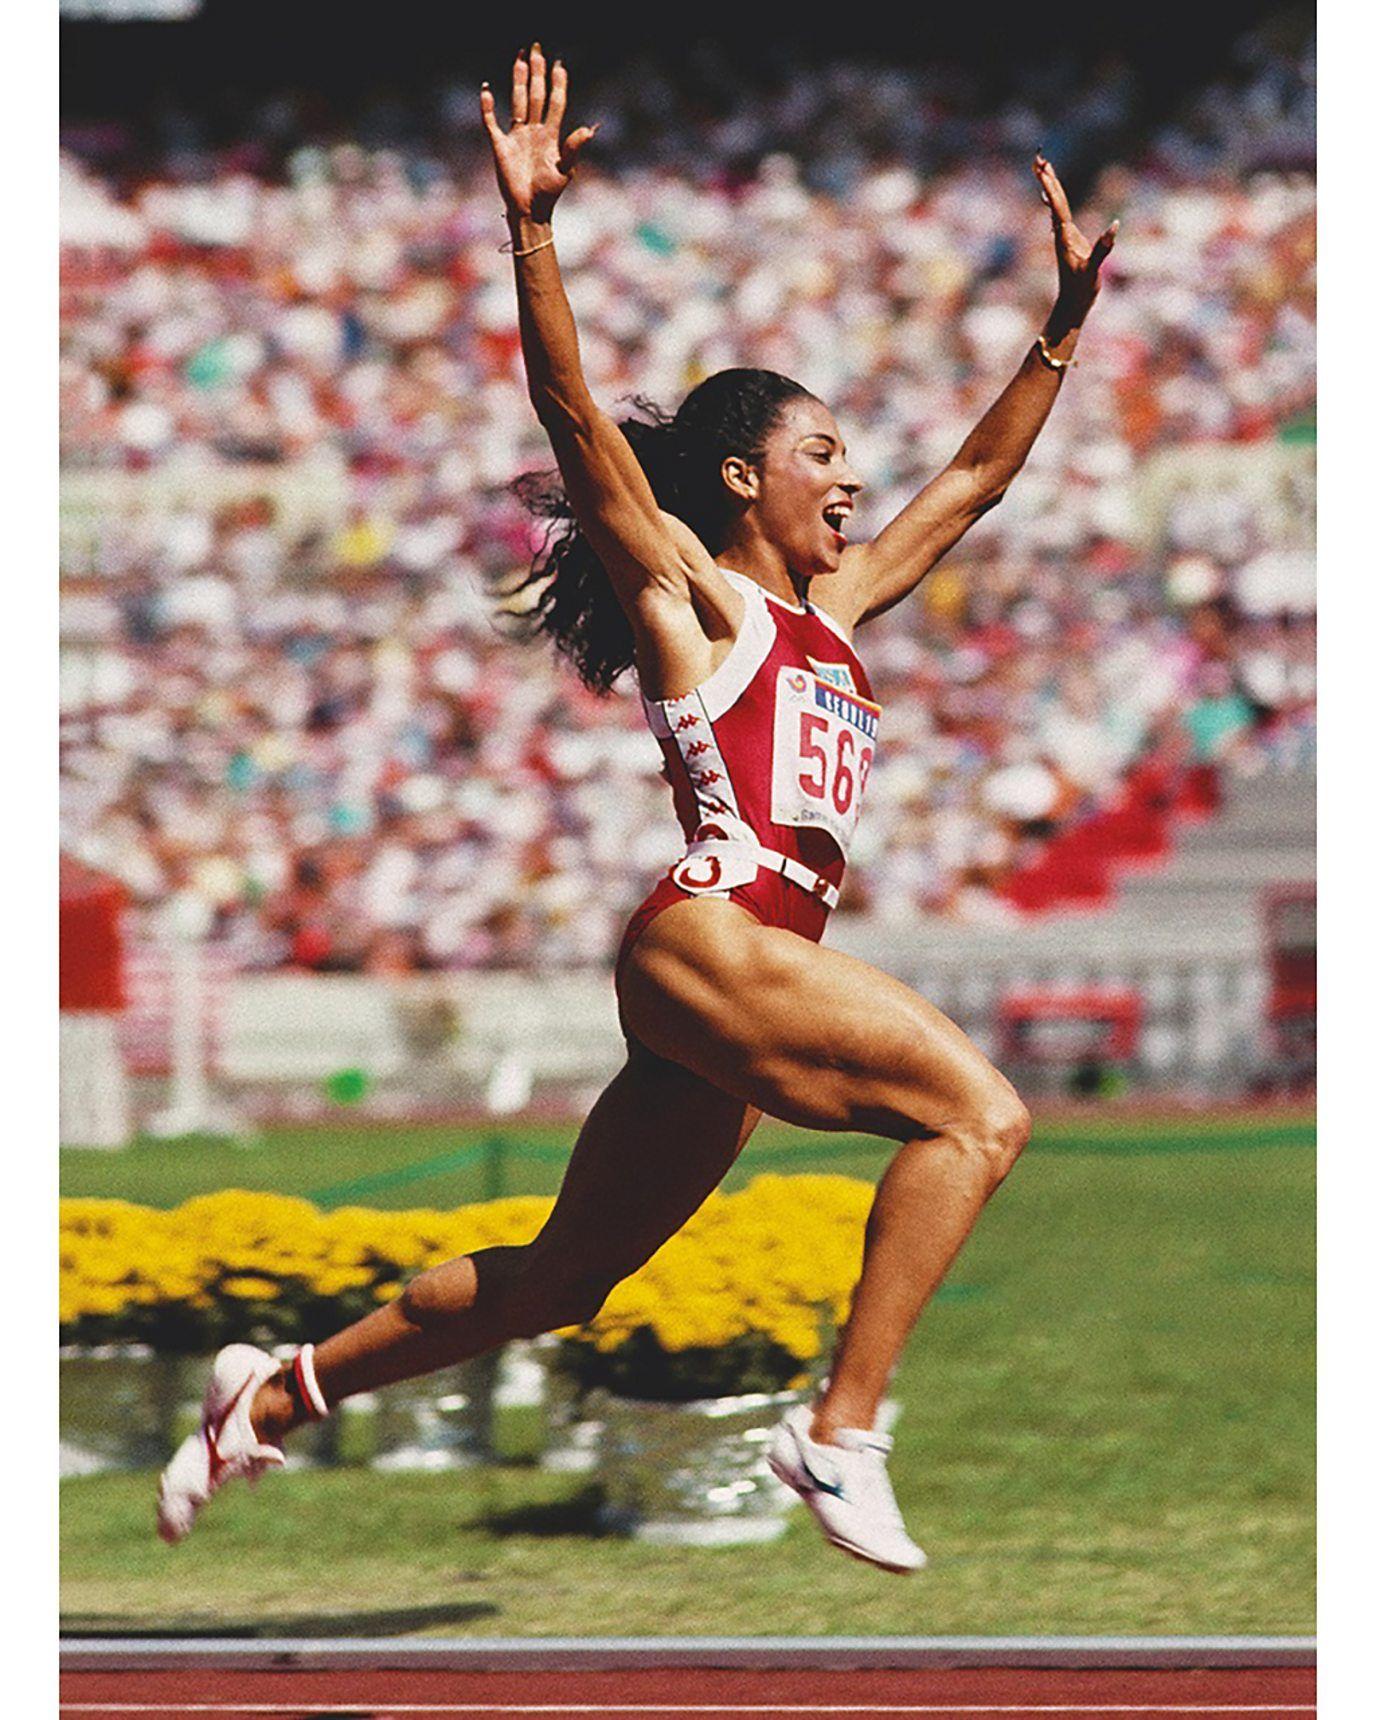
(502, 369, 814, 694)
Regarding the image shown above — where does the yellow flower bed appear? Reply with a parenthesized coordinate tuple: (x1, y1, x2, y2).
(59, 1174, 874, 1380)
(585, 1174, 873, 1357)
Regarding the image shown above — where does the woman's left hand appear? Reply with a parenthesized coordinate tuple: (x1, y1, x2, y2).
(1034, 154, 1118, 325)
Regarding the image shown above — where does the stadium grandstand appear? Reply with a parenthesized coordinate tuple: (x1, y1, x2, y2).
(58, 5, 1315, 1115)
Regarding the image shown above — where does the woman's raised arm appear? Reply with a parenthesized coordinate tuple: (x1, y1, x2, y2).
(482, 47, 713, 614)
(821, 156, 1118, 631)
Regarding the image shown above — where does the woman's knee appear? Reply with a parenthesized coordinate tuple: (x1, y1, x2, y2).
(891, 1068, 1030, 1186)
(952, 1080, 1031, 1185)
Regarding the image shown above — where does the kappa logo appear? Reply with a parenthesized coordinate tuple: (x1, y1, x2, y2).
(807, 657, 858, 695)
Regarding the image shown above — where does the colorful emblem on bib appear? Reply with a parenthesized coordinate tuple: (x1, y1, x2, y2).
(807, 657, 859, 695)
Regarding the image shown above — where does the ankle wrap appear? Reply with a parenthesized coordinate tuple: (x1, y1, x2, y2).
(290, 1344, 330, 1420)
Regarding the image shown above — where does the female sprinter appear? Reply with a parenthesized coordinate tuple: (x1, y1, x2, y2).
(159, 46, 1117, 1572)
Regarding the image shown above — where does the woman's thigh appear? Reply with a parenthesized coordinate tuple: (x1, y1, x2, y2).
(528, 1041, 762, 1288)
(618, 897, 1018, 1142)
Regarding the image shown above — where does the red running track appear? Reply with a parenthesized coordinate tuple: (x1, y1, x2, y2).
(59, 1663, 1317, 1718)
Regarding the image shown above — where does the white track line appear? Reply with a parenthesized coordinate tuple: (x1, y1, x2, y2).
(57, 1704, 1320, 1714)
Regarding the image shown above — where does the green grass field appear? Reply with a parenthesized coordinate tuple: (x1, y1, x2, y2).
(60, 1112, 1315, 1637)
(59, 1110, 1317, 1209)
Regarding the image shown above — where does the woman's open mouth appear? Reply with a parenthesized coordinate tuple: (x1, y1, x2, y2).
(821, 501, 851, 546)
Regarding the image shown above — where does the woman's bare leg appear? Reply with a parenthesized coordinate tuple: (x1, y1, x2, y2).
(810, 1131, 1015, 1438)
(619, 897, 1031, 1443)
(253, 1048, 759, 1440)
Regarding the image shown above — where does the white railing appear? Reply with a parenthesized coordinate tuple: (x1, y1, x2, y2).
(116, 942, 1302, 1117)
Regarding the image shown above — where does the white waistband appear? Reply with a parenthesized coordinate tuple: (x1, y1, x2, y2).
(682, 837, 840, 912)
(755, 846, 841, 912)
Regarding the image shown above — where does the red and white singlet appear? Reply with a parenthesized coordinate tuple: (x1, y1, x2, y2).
(619, 566, 881, 961)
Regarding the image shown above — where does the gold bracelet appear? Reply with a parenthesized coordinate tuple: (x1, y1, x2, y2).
(500, 234, 555, 259)
(1034, 333, 1076, 372)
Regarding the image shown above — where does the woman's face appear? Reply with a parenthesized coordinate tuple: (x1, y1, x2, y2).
(746, 396, 864, 580)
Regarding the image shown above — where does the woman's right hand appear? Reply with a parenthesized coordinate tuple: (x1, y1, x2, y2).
(481, 44, 598, 223)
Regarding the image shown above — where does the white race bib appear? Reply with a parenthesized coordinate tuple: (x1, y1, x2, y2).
(770, 667, 880, 857)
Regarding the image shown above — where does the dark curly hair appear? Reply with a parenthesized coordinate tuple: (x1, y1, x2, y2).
(502, 368, 816, 693)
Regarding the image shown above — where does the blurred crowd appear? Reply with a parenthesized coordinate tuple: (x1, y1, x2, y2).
(59, 19, 1316, 971)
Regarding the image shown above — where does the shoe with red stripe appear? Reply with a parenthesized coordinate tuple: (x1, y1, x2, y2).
(156, 1344, 285, 1544)
(766, 1402, 927, 1574)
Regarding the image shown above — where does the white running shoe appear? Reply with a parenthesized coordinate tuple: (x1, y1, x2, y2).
(767, 1402, 927, 1574)
(156, 1344, 285, 1544)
